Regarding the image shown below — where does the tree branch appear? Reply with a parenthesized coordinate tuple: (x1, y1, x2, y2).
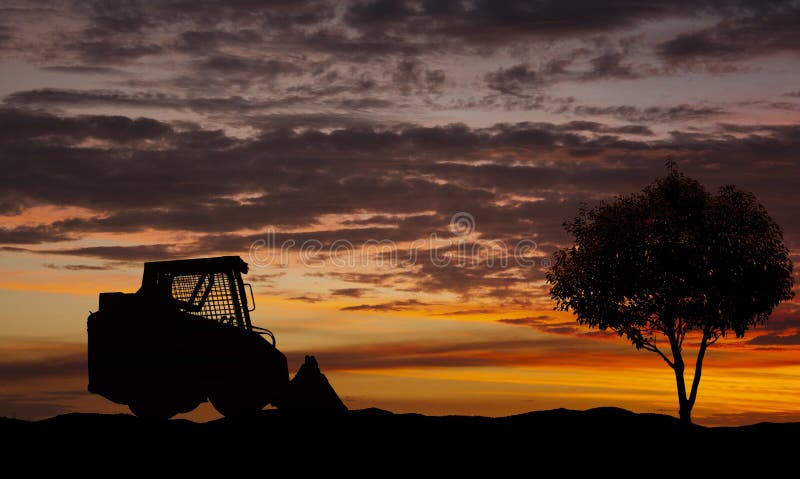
(642, 340, 674, 368)
(677, 318, 686, 349)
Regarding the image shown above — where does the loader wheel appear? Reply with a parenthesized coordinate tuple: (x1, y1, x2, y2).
(209, 391, 269, 418)
(129, 400, 179, 420)
(130, 396, 200, 420)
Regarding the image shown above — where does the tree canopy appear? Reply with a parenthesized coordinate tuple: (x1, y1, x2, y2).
(546, 164, 794, 422)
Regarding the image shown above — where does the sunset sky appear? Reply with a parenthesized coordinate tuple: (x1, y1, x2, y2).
(1, 0, 799, 425)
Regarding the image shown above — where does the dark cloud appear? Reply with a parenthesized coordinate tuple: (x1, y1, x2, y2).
(5, 89, 172, 109)
(486, 64, 543, 95)
(332, 98, 395, 109)
(0, 107, 174, 144)
(745, 305, 800, 345)
(33, 0, 779, 63)
(498, 315, 576, 335)
(330, 288, 372, 298)
(0, 393, 74, 419)
(174, 29, 263, 54)
(610, 124, 654, 135)
(558, 121, 654, 135)
(42, 244, 183, 262)
(390, 59, 446, 95)
(288, 295, 325, 303)
(572, 104, 727, 122)
(433, 308, 499, 316)
(0, 24, 11, 47)
(0, 225, 74, 245)
(659, 3, 800, 62)
(4, 88, 289, 114)
(247, 112, 381, 130)
(1, 0, 785, 80)
(340, 299, 430, 311)
(498, 316, 614, 337)
(1, 110, 798, 240)
(5, 79, 396, 115)
(42, 263, 114, 271)
(402, 256, 547, 300)
(342, 0, 765, 47)
(0, 246, 31, 253)
(0, 0, 792, 124)
(498, 315, 553, 326)
(660, 31, 739, 62)
(281, 335, 614, 371)
(748, 333, 800, 345)
(737, 100, 800, 111)
(191, 54, 303, 79)
(247, 272, 287, 282)
(308, 271, 401, 288)
(80, 0, 152, 34)
(345, 0, 415, 26)
(583, 52, 638, 80)
(69, 40, 163, 63)
(424, 69, 447, 92)
(486, 51, 641, 95)
(41, 65, 125, 75)
(1, 103, 799, 301)
(0, 352, 85, 381)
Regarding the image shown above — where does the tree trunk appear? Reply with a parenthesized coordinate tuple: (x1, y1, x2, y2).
(672, 360, 692, 424)
(683, 334, 710, 425)
(672, 334, 711, 425)
(679, 399, 692, 423)
(668, 332, 692, 424)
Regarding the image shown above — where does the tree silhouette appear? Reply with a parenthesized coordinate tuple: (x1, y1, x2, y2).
(546, 163, 794, 423)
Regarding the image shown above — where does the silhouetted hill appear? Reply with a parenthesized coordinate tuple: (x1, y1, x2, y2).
(4, 408, 796, 471)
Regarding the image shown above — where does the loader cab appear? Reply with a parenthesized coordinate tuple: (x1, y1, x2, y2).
(139, 256, 259, 332)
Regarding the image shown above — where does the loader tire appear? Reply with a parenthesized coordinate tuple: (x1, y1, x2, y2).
(208, 390, 269, 418)
(130, 400, 179, 420)
(129, 397, 201, 420)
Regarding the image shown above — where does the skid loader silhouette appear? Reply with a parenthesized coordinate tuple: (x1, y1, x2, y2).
(87, 256, 295, 419)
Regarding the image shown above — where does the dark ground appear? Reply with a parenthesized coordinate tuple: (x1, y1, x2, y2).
(3, 407, 795, 471)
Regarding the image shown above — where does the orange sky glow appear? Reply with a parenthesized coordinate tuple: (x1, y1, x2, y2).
(2, 0, 800, 425)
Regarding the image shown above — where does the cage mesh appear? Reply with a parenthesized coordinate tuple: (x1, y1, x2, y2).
(170, 272, 241, 325)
